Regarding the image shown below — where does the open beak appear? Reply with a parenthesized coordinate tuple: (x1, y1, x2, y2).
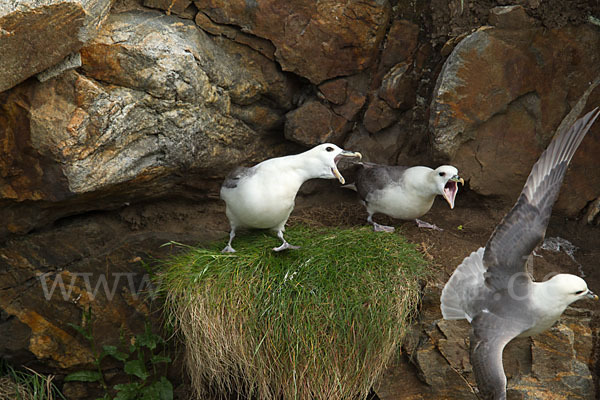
(332, 167, 345, 184)
(332, 151, 362, 184)
(452, 176, 465, 186)
(336, 150, 362, 161)
(442, 175, 464, 209)
(586, 290, 599, 300)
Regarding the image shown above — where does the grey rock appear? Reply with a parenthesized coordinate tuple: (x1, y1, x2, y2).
(0, 9, 297, 238)
(0, 0, 114, 93)
(36, 52, 82, 82)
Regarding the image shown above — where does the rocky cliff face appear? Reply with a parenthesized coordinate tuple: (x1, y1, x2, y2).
(1, 0, 600, 398)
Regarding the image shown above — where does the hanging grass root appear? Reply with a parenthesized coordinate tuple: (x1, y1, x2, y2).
(156, 225, 430, 400)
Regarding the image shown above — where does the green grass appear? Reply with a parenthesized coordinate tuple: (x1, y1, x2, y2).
(157, 225, 430, 400)
(0, 360, 65, 400)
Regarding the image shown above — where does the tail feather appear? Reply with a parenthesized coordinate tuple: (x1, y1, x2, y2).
(441, 247, 486, 321)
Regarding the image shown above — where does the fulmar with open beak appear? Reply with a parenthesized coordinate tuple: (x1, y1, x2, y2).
(348, 163, 463, 232)
(220, 143, 361, 252)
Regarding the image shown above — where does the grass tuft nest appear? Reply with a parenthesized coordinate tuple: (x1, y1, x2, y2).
(158, 225, 429, 400)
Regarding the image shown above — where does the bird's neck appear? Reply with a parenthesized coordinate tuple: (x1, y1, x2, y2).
(405, 167, 438, 198)
(283, 152, 327, 182)
(530, 281, 570, 322)
(262, 153, 320, 189)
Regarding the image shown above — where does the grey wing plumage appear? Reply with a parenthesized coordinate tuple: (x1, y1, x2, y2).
(470, 313, 530, 400)
(354, 163, 409, 201)
(221, 166, 255, 189)
(483, 108, 600, 290)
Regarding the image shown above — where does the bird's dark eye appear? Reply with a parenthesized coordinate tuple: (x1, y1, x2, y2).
(326, 146, 334, 152)
(439, 172, 446, 177)
(575, 290, 585, 295)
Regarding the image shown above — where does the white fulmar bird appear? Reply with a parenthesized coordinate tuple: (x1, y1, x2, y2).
(220, 143, 361, 253)
(350, 163, 464, 232)
(440, 108, 600, 400)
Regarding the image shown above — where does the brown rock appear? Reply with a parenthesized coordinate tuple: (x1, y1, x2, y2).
(413, 341, 474, 396)
(374, 354, 449, 400)
(332, 89, 367, 122)
(430, 25, 600, 215)
(440, 31, 469, 57)
(0, 83, 72, 203)
(0, 0, 114, 93)
(436, 320, 471, 373)
(378, 62, 415, 111)
(343, 124, 406, 166)
(380, 19, 420, 72)
(531, 327, 574, 380)
(319, 79, 348, 105)
(284, 100, 350, 146)
(329, 74, 369, 122)
(363, 97, 396, 134)
(489, 5, 534, 30)
(193, 0, 391, 84)
(0, 206, 200, 373)
(452, 94, 542, 198)
(194, 11, 276, 60)
(66, 10, 294, 182)
(0, 1, 84, 93)
(143, 0, 191, 15)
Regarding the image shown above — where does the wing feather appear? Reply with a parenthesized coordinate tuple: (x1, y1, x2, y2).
(470, 313, 530, 400)
(221, 166, 255, 190)
(354, 163, 409, 201)
(441, 247, 486, 321)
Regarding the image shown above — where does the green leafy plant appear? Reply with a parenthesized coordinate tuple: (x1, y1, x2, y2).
(65, 309, 172, 400)
(65, 307, 108, 392)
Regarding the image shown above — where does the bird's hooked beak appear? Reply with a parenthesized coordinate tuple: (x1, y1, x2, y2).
(451, 175, 465, 185)
(585, 290, 599, 301)
(332, 151, 362, 184)
(442, 175, 464, 209)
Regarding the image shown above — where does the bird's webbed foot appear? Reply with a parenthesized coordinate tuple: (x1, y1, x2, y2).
(372, 222, 395, 232)
(415, 219, 443, 231)
(221, 245, 237, 253)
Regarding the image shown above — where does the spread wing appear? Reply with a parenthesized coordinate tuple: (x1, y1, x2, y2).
(469, 312, 530, 400)
(355, 163, 409, 201)
(483, 108, 599, 290)
(221, 166, 256, 190)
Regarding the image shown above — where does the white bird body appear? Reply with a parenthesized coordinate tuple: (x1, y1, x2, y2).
(222, 157, 310, 230)
(365, 167, 440, 220)
(220, 143, 361, 252)
(354, 163, 463, 232)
